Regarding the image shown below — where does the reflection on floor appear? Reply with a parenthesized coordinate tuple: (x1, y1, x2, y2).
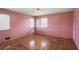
(0, 34, 77, 50)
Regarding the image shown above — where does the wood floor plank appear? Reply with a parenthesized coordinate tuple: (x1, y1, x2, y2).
(0, 34, 77, 50)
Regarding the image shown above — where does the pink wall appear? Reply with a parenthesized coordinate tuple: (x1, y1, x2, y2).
(36, 12, 73, 38)
(0, 9, 34, 43)
(73, 9, 79, 49)
(0, 9, 73, 43)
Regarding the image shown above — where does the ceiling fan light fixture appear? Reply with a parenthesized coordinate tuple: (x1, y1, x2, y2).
(38, 10, 41, 12)
(33, 8, 41, 13)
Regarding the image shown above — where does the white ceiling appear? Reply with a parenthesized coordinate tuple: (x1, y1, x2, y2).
(5, 8, 74, 16)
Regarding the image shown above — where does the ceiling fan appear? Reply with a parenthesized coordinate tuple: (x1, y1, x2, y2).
(32, 8, 46, 13)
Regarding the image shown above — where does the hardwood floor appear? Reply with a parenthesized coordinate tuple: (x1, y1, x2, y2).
(0, 34, 77, 50)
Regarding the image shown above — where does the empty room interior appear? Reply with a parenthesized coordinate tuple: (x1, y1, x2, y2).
(0, 8, 79, 50)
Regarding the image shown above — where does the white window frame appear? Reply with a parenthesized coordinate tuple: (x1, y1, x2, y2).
(29, 18, 35, 28)
(40, 17, 48, 28)
(0, 14, 10, 30)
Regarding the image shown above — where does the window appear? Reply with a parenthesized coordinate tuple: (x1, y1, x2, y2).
(0, 14, 10, 30)
(29, 18, 35, 28)
(40, 17, 48, 28)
